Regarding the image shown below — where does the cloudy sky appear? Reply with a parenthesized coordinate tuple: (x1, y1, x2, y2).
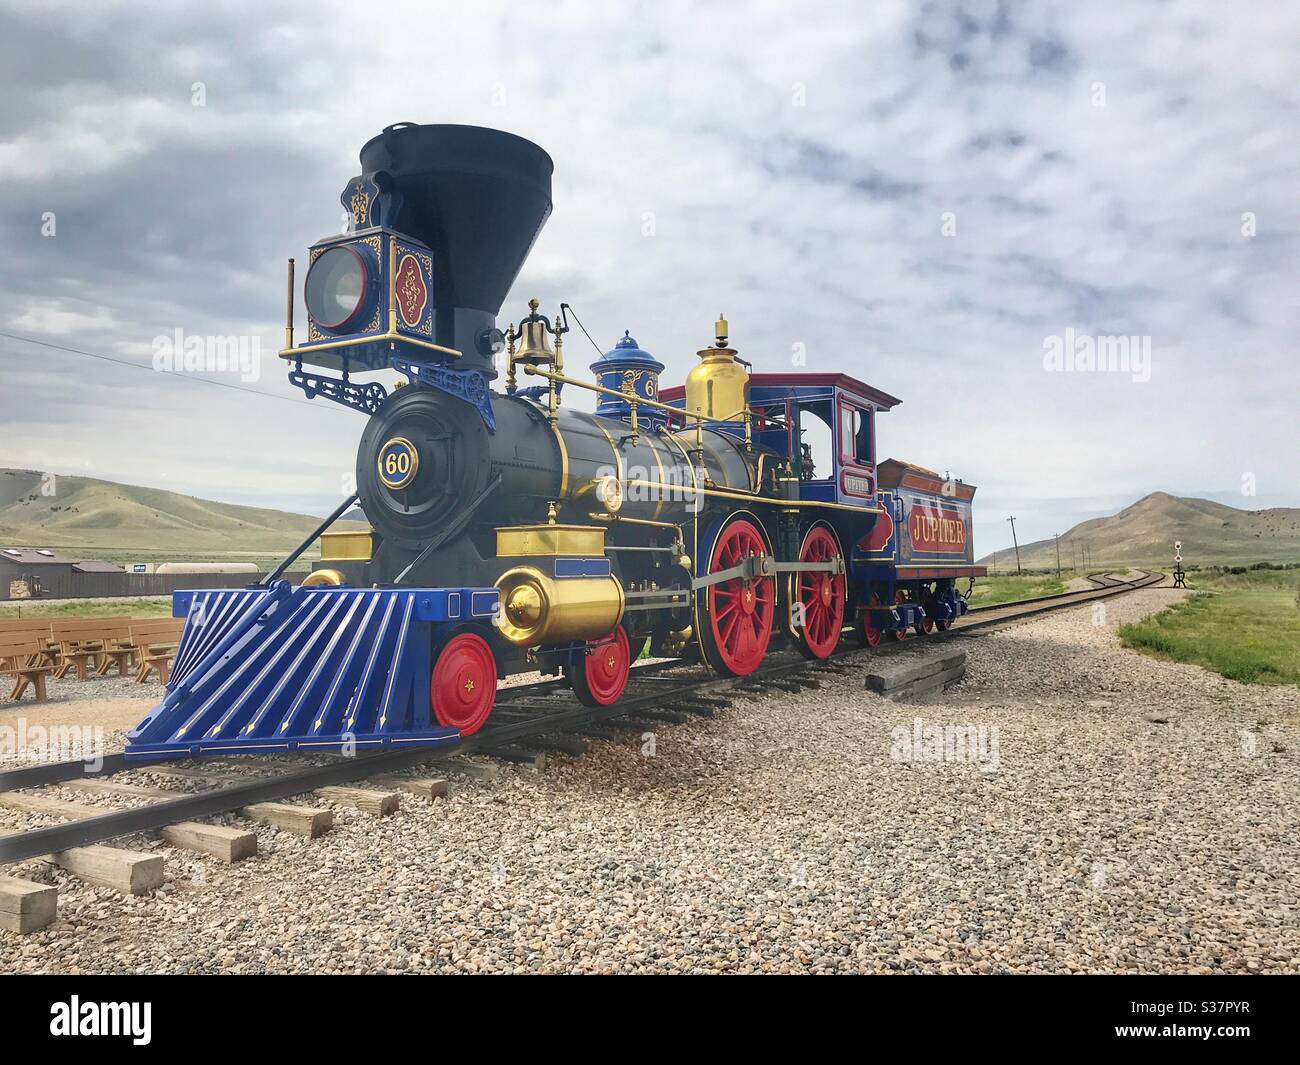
(1, 0, 1296, 557)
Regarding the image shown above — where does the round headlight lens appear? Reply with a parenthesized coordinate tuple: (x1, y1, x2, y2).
(305, 246, 367, 329)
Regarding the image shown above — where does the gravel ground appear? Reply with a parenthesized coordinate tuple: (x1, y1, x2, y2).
(2, 586, 1297, 974)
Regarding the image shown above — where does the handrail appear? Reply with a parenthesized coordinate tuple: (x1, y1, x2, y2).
(260, 493, 359, 586)
(522, 364, 757, 451)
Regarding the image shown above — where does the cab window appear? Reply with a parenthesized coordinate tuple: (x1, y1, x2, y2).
(840, 403, 872, 464)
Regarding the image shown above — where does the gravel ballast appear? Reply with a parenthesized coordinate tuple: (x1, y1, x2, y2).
(2, 587, 1296, 973)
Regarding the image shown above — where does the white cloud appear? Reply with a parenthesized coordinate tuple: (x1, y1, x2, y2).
(0, 0, 1296, 552)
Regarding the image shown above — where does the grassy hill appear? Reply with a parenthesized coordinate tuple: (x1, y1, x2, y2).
(0, 468, 365, 570)
(979, 492, 1300, 570)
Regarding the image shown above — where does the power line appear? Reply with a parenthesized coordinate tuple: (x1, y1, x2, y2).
(0, 330, 354, 415)
(560, 304, 608, 360)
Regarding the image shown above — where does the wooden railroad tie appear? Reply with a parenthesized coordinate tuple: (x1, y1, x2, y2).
(0, 826, 164, 896)
(371, 777, 450, 802)
(64, 775, 334, 840)
(0, 875, 57, 934)
(625, 708, 692, 725)
(0, 791, 258, 863)
(314, 786, 401, 817)
(477, 746, 549, 770)
(531, 734, 591, 757)
(863, 650, 967, 702)
(443, 757, 502, 783)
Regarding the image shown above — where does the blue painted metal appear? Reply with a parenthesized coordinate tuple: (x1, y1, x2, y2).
(287, 366, 388, 414)
(392, 355, 496, 432)
(554, 557, 612, 578)
(589, 331, 665, 427)
(124, 582, 501, 762)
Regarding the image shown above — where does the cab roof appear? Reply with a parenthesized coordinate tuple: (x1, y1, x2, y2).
(660, 372, 902, 410)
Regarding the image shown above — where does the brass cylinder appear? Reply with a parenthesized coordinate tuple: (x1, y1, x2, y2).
(494, 565, 625, 646)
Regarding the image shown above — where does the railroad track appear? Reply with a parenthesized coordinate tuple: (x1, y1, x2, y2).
(0, 570, 1163, 872)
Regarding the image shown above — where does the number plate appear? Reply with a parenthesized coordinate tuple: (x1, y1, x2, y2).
(377, 436, 419, 490)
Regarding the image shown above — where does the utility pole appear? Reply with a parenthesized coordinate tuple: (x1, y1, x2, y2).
(1054, 533, 1061, 576)
(1007, 516, 1022, 575)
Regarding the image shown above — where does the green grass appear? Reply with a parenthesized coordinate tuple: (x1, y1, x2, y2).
(967, 571, 1078, 607)
(0, 597, 174, 619)
(1119, 569, 1300, 685)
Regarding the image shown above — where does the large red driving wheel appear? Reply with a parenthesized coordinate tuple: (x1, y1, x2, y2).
(431, 631, 497, 735)
(569, 626, 631, 707)
(698, 517, 775, 676)
(793, 525, 845, 659)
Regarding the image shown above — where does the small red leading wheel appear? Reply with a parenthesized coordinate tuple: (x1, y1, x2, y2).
(569, 626, 631, 706)
(857, 592, 884, 648)
(887, 589, 909, 641)
(698, 517, 775, 676)
(915, 595, 936, 635)
(431, 631, 497, 735)
(793, 525, 845, 659)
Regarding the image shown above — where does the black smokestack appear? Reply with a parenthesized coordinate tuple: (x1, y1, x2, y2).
(359, 123, 553, 376)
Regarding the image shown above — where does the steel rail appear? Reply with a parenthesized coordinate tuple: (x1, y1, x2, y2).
(0, 570, 1162, 865)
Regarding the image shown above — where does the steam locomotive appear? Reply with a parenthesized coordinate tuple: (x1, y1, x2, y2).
(125, 124, 984, 762)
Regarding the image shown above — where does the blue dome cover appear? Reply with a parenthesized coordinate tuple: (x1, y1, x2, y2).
(590, 331, 665, 372)
(590, 330, 665, 425)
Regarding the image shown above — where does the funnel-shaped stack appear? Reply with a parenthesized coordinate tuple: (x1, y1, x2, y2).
(359, 124, 553, 372)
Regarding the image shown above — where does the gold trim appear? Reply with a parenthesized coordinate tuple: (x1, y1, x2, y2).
(284, 258, 295, 349)
(550, 419, 570, 497)
(643, 433, 668, 520)
(302, 569, 345, 587)
(496, 523, 605, 557)
(377, 436, 419, 490)
(523, 364, 747, 427)
(660, 434, 702, 566)
(627, 480, 882, 514)
(595, 420, 625, 482)
(660, 432, 700, 495)
(280, 332, 461, 360)
(320, 530, 373, 562)
(587, 512, 681, 530)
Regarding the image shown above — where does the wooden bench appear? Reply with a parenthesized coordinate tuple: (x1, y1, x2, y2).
(48, 617, 133, 680)
(0, 632, 56, 701)
(0, 619, 57, 667)
(128, 618, 186, 685)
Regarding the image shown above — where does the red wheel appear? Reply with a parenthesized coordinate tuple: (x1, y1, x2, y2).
(431, 631, 496, 735)
(888, 589, 908, 641)
(935, 617, 953, 632)
(569, 626, 631, 706)
(792, 525, 845, 659)
(857, 592, 884, 648)
(697, 516, 775, 676)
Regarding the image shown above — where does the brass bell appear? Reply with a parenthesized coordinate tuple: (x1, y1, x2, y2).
(513, 298, 555, 366)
